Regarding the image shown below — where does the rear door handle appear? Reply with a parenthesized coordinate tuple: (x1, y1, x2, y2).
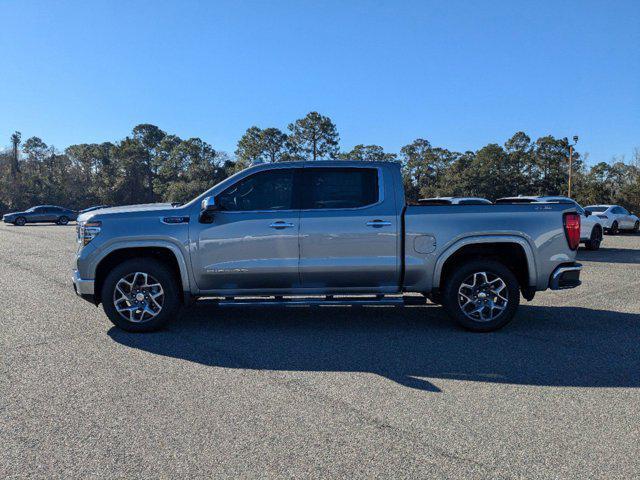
(366, 220, 392, 227)
(269, 221, 295, 229)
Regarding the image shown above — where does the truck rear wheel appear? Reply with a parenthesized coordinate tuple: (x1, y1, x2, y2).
(442, 259, 520, 332)
(101, 258, 181, 332)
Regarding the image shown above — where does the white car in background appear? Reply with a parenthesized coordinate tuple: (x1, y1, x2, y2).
(418, 197, 492, 205)
(585, 205, 639, 234)
(496, 196, 605, 250)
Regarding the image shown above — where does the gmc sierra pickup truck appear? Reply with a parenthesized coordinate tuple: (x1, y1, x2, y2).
(73, 161, 583, 333)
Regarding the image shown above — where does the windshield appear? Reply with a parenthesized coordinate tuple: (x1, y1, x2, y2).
(585, 206, 607, 213)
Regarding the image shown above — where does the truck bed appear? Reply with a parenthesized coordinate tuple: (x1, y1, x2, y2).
(402, 202, 578, 292)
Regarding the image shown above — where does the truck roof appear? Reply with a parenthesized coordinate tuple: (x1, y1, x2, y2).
(248, 160, 401, 168)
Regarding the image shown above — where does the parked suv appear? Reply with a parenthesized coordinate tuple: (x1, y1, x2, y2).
(2, 205, 77, 226)
(496, 196, 604, 250)
(584, 205, 639, 234)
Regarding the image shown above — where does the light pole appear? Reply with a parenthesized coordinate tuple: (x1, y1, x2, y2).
(568, 135, 578, 198)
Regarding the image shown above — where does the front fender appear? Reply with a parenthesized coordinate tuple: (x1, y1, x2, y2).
(88, 239, 192, 293)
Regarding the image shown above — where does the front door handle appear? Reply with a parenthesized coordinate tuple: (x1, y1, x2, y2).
(366, 220, 392, 227)
(269, 221, 295, 229)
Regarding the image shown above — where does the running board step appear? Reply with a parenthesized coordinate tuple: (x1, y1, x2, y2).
(199, 295, 427, 307)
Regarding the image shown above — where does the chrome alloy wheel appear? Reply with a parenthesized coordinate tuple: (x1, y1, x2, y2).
(457, 271, 508, 322)
(113, 272, 164, 322)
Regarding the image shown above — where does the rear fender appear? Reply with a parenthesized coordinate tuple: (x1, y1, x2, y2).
(433, 235, 537, 289)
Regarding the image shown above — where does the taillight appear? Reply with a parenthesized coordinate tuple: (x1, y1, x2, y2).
(563, 213, 581, 250)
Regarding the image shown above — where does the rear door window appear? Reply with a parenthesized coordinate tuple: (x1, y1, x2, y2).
(302, 168, 379, 209)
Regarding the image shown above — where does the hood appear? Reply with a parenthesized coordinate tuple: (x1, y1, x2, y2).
(77, 203, 178, 223)
(2, 211, 24, 217)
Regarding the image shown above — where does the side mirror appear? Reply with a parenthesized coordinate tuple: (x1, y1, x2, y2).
(200, 196, 218, 223)
(201, 196, 218, 212)
(584, 210, 591, 217)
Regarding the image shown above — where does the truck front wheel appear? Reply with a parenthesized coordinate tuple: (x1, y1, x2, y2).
(442, 260, 520, 332)
(101, 258, 181, 332)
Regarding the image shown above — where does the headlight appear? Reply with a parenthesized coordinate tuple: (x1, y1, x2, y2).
(77, 221, 101, 246)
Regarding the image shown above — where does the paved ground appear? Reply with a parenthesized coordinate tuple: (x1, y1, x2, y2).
(1, 222, 639, 479)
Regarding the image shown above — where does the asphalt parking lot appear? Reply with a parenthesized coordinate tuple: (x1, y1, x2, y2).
(1, 223, 639, 479)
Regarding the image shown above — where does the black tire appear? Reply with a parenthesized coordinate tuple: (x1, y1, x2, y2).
(57, 216, 69, 225)
(14, 216, 26, 226)
(101, 258, 181, 332)
(633, 221, 639, 233)
(584, 226, 602, 251)
(441, 259, 520, 332)
(609, 221, 619, 235)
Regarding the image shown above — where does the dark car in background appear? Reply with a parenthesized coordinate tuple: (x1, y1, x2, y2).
(2, 205, 78, 226)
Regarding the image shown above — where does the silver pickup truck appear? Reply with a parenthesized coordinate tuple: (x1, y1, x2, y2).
(73, 161, 582, 332)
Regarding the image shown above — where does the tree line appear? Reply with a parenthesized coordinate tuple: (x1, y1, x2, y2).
(1, 111, 639, 214)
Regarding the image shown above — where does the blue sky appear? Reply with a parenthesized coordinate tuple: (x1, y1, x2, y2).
(1, 0, 638, 164)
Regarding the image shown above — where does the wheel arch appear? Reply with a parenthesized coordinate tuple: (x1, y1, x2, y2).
(93, 242, 190, 304)
(433, 236, 537, 291)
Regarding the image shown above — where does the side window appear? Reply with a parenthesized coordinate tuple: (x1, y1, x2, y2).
(573, 203, 585, 215)
(458, 200, 490, 205)
(217, 169, 294, 211)
(612, 207, 622, 214)
(302, 168, 379, 209)
(620, 207, 629, 215)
